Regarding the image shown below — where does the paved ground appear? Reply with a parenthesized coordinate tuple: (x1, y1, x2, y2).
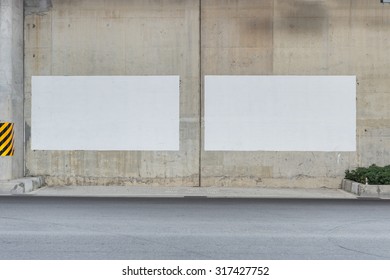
(0, 196, 389, 260)
(25, 185, 358, 199)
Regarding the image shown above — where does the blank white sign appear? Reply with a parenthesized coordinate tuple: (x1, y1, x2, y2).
(32, 76, 179, 151)
(205, 76, 356, 151)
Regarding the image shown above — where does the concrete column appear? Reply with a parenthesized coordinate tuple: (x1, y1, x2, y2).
(0, 0, 24, 180)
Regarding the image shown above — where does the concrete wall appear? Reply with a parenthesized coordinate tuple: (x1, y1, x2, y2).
(24, 0, 200, 186)
(0, 0, 24, 180)
(201, 0, 390, 187)
(24, 0, 390, 188)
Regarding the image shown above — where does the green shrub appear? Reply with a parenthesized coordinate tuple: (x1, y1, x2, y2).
(345, 164, 390, 185)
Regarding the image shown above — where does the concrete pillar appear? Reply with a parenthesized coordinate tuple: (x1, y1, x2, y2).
(0, 0, 24, 180)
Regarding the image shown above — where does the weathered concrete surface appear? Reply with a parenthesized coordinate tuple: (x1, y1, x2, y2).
(29, 185, 357, 199)
(0, 0, 24, 180)
(24, 0, 390, 188)
(342, 179, 390, 198)
(24, 0, 52, 15)
(200, 0, 390, 187)
(0, 176, 44, 194)
(24, 0, 200, 186)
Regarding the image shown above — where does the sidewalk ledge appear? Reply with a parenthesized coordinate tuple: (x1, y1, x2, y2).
(341, 179, 390, 198)
(0, 177, 45, 195)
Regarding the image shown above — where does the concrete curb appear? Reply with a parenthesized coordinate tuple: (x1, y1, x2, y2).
(341, 179, 390, 198)
(0, 177, 45, 195)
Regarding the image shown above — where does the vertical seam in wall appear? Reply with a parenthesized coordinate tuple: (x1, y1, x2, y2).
(272, 0, 274, 74)
(349, 0, 359, 167)
(51, 8, 53, 74)
(22, 0, 26, 177)
(198, 0, 202, 187)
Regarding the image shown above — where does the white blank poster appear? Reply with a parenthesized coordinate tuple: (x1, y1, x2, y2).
(32, 76, 180, 151)
(205, 76, 356, 151)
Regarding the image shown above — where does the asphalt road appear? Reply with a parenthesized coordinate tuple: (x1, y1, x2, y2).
(0, 196, 389, 259)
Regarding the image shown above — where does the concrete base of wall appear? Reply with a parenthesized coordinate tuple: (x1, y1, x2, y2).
(42, 175, 198, 187)
(0, 176, 45, 194)
(202, 176, 342, 188)
(341, 179, 390, 198)
(41, 175, 342, 188)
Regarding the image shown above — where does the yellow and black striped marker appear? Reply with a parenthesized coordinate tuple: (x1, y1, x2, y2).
(0, 122, 15, 156)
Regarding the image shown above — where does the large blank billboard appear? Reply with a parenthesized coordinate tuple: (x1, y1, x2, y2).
(32, 76, 180, 151)
(205, 76, 356, 151)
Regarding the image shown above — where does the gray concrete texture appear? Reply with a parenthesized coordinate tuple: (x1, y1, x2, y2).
(26, 185, 357, 199)
(2, 197, 390, 259)
(0, 0, 24, 180)
(0, 176, 44, 194)
(24, 0, 201, 186)
(342, 179, 390, 198)
(201, 0, 390, 187)
(22, 0, 390, 188)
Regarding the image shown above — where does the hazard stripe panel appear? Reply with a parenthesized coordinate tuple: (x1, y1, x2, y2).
(0, 123, 15, 156)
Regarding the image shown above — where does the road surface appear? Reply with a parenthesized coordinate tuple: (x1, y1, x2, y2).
(0, 196, 389, 259)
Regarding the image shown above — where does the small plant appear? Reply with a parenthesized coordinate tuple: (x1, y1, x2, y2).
(345, 164, 390, 185)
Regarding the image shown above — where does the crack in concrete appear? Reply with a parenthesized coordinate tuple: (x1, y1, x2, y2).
(326, 219, 390, 259)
